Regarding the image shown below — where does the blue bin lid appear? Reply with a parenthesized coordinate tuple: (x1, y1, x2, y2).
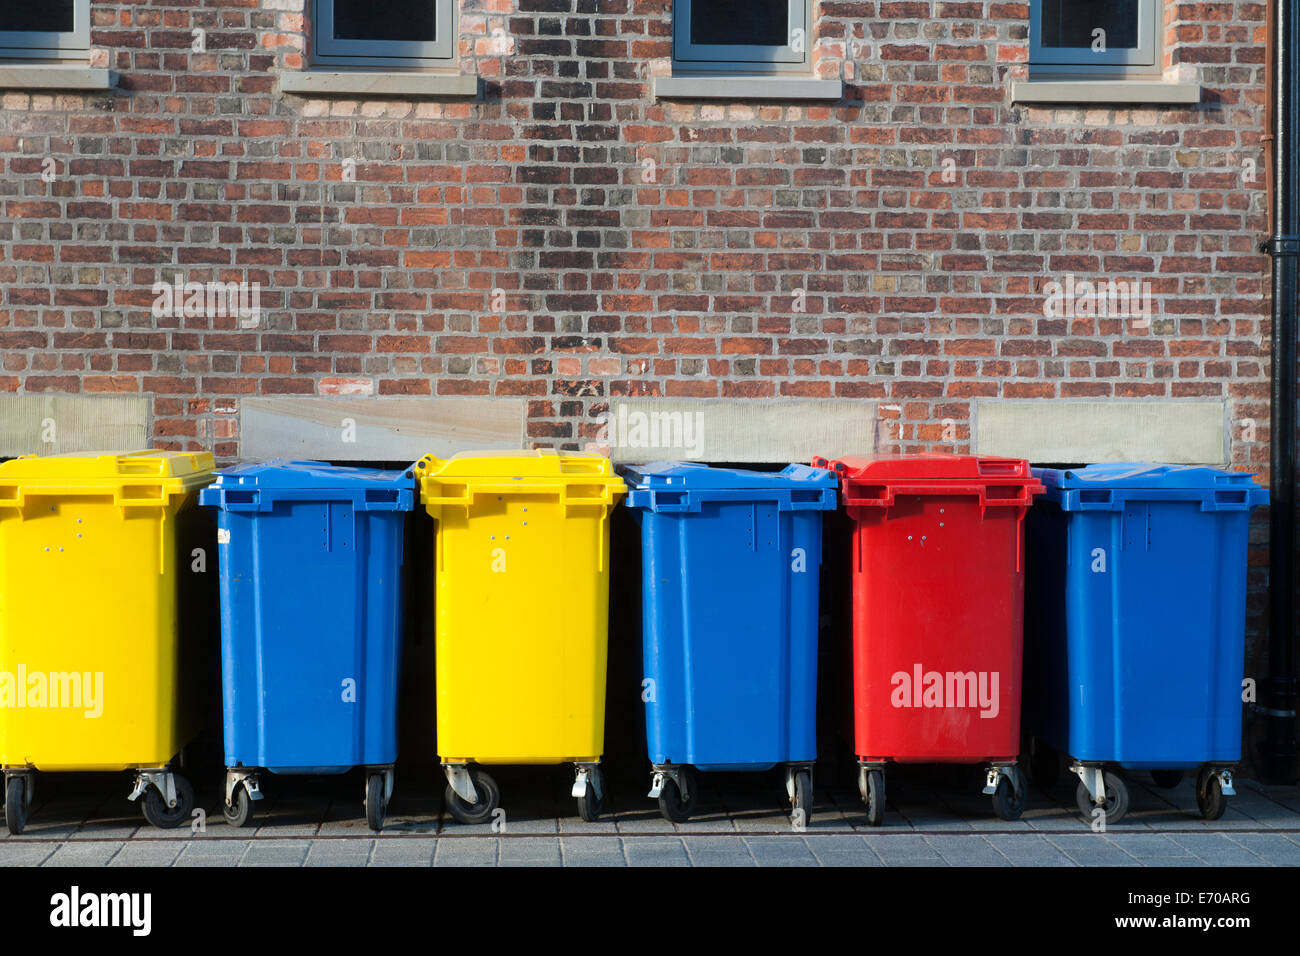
(1033, 462, 1268, 511)
(200, 459, 417, 512)
(620, 461, 837, 512)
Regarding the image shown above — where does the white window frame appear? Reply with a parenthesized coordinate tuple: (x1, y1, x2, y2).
(673, 0, 809, 74)
(1029, 0, 1160, 76)
(313, 0, 456, 68)
(0, 1, 90, 61)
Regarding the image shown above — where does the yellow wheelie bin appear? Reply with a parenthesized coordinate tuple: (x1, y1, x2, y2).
(413, 450, 625, 823)
(0, 450, 215, 833)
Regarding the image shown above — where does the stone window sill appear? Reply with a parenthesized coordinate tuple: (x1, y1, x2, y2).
(280, 70, 479, 98)
(1010, 80, 1201, 106)
(0, 64, 115, 91)
(654, 74, 843, 101)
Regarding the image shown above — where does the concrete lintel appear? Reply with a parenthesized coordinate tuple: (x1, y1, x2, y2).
(239, 397, 527, 463)
(974, 400, 1228, 465)
(0, 396, 149, 457)
(590, 399, 877, 464)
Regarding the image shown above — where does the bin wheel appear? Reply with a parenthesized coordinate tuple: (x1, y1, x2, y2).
(366, 773, 387, 832)
(1150, 769, 1183, 789)
(863, 769, 886, 827)
(5, 777, 27, 836)
(792, 769, 813, 823)
(445, 768, 500, 825)
(1075, 771, 1128, 826)
(657, 772, 696, 824)
(1196, 769, 1227, 821)
(223, 783, 254, 829)
(992, 768, 1027, 822)
(1028, 738, 1061, 789)
(577, 769, 604, 823)
(141, 774, 195, 830)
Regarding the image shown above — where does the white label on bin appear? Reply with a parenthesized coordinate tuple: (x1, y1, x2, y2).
(217, 528, 230, 545)
(1090, 547, 1106, 573)
(341, 678, 357, 703)
(791, 548, 807, 573)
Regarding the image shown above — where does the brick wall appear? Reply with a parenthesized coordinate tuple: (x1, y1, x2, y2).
(0, 4, 1284, 654)
(0, 0, 1273, 461)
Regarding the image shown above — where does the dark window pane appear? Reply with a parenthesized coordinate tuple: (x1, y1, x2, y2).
(691, 0, 788, 48)
(0, 1, 75, 33)
(333, 0, 436, 44)
(1041, 0, 1139, 50)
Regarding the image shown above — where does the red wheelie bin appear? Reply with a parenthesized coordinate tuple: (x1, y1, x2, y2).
(812, 454, 1043, 825)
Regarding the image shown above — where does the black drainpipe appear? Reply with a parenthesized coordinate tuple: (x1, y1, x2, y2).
(1261, 0, 1299, 784)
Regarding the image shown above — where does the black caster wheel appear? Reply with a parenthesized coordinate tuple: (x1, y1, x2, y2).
(791, 769, 813, 823)
(141, 774, 195, 830)
(992, 767, 1027, 821)
(862, 768, 886, 827)
(223, 783, 254, 829)
(1150, 769, 1183, 789)
(366, 773, 387, 831)
(576, 768, 605, 823)
(5, 776, 27, 836)
(1196, 768, 1228, 821)
(444, 768, 500, 825)
(1075, 771, 1129, 826)
(657, 770, 696, 824)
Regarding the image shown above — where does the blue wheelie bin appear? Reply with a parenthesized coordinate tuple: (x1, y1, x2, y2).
(1023, 463, 1268, 825)
(621, 462, 838, 823)
(201, 460, 416, 831)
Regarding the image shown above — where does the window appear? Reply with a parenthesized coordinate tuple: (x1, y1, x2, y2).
(673, 0, 809, 74)
(312, 0, 455, 68)
(0, 1, 90, 60)
(1030, 0, 1159, 75)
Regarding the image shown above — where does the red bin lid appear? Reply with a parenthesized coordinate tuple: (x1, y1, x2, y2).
(811, 454, 1043, 507)
(812, 454, 1037, 484)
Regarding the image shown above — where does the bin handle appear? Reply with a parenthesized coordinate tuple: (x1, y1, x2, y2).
(423, 482, 620, 508)
(845, 482, 1042, 508)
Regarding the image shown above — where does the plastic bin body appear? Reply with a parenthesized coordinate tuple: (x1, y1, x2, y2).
(817, 455, 1042, 765)
(201, 461, 414, 774)
(0, 450, 214, 771)
(415, 450, 625, 765)
(1023, 463, 1268, 769)
(623, 463, 838, 771)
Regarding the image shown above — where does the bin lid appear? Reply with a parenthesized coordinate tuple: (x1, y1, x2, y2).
(621, 461, 838, 492)
(206, 459, 414, 491)
(813, 454, 1038, 484)
(414, 449, 621, 481)
(0, 449, 214, 482)
(621, 461, 838, 513)
(1034, 462, 1263, 492)
(200, 459, 417, 512)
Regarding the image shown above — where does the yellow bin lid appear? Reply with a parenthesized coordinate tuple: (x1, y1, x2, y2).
(0, 450, 215, 497)
(413, 449, 625, 507)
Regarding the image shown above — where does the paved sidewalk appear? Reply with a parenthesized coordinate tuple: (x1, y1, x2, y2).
(2, 764, 1298, 867)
